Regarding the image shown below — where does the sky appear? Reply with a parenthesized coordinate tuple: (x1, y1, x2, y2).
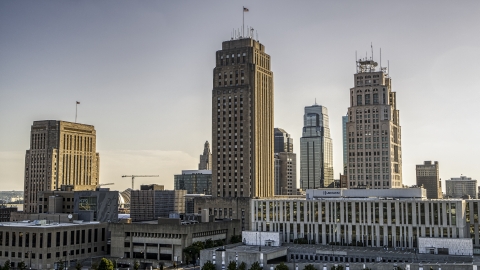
(1, 1, 479, 192)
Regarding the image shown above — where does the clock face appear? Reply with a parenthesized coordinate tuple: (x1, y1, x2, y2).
(68, 214, 73, 219)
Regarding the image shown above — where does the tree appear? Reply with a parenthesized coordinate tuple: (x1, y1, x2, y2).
(214, 239, 224, 247)
(205, 239, 215, 248)
(230, 235, 242, 244)
(75, 262, 82, 270)
(249, 262, 262, 270)
(303, 264, 315, 270)
(133, 260, 140, 270)
(18, 261, 27, 270)
(3, 260, 11, 270)
(238, 262, 247, 270)
(98, 258, 114, 270)
(275, 262, 289, 270)
(201, 261, 216, 270)
(227, 261, 237, 270)
(57, 260, 65, 270)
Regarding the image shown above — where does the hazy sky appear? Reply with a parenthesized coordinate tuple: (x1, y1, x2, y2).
(1, 1, 479, 192)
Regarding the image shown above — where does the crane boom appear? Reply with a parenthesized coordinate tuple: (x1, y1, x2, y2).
(122, 175, 159, 190)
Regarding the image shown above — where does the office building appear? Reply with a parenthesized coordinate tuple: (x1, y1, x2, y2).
(0, 205, 17, 222)
(174, 170, 212, 195)
(130, 189, 186, 221)
(24, 120, 100, 213)
(274, 128, 293, 153)
(345, 57, 402, 188)
(416, 161, 442, 199)
(342, 115, 348, 175)
(0, 220, 107, 269)
(274, 128, 297, 196)
(212, 36, 274, 198)
(299, 104, 334, 189)
(198, 141, 212, 170)
(446, 175, 477, 199)
(194, 197, 250, 231)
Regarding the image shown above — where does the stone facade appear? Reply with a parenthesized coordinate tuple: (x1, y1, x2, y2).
(194, 197, 250, 231)
(346, 59, 402, 188)
(199, 141, 212, 170)
(24, 121, 100, 213)
(130, 190, 186, 221)
(418, 237, 473, 256)
(212, 38, 274, 198)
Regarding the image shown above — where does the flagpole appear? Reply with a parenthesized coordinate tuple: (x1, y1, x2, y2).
(242, 6, 244, 37)
(75, 102, 78, 123)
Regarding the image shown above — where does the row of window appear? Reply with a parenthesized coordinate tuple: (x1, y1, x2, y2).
(0, 228, 105, 247)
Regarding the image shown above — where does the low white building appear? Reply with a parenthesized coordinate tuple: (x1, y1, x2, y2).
(418, 237, 473, 256)
(241, 231, 282, 246)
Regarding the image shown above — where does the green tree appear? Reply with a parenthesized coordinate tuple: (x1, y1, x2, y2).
(3, 260, 11, 270)
(214, 239, 224, 247)
(303, 264, 315, 270)
(57, 260, 65, 270)
(75, 262, 82, 270)
(18, 261, 27, 270)
(230, 235, 242, 244)
(98, 258, 114, 270)
(227, 261, 237, 270)
(201, 261, 216, 270)
(274, 262, 289, 270)
(249, 262, 262, 270)
(205, 239, 215, 248)
(133, 260, 140, 270)
(238, 262, 247, 270)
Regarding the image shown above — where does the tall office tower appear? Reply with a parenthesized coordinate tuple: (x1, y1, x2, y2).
(198, 141, 212, 170)
(416, 161, 442, 199)
(274, 128, 296, 195)
(446, 176, 477, 199)
(24, 120, 100, 213)
(342, 115, 348, 175)
(300, 104, 334, 189)
(212, 37, 274, 198)
(274, 128, 293, 153)
(174, 170, 212, 195)
(346, 58, 402, 188)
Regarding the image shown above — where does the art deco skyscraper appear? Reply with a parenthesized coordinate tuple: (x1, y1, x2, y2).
(198, 141, 212, 170)
(212, 37, 274, 198)
(24, 120, 100, 213)
(346, 58, 402, 188)
(300, 104, 334, 189)
(274, 128, 297, 195)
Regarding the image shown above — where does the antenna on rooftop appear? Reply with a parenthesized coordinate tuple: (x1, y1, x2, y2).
(380, 48, 382, 68)
(388, 60, 390, 76)
(355, 51, 358, 73)
(371, 42, 373, 61)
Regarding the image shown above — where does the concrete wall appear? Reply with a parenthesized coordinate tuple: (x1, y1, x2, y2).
(195, 197, 250, 231)
(242, 231, 282, 246)
(264, 262, 476, 270)
(418, 237, 473, 256)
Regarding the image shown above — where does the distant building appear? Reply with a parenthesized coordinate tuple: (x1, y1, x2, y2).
(130, 189, 186, 221)
(198, 141, 212, 170)
(174, 170, 212, 195)
(0, 220, 107, 269)
(300, 104, 334, 189)
(416, 161, 442, 199)
(194, 197, 250, 231)
(274, 128, 297, 195)
(0, 205, 17, 222)
(342, 115, 348, 175)
(24, 120, 100, 213)
(446, 176, 477, 199)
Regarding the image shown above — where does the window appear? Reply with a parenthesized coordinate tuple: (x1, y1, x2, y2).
(357, 95, 362, 105)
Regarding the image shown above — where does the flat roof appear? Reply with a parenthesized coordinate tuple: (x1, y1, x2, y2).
(0, 221, 100, 228)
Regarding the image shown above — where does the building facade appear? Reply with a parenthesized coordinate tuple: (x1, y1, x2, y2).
(300, 104, 334, 189)
(274, 128, 293, 153)
(446, 176, 477, 199)
(346, 58, 402, 189)
(416, 161, 442, 199)
(194, 197, 250, 231)
(274, 152, 296, 195)
(174, 170, 212, 195)
(212, 37, 274, 198)
(130, 189, 186, 221)
(342, 115, 348, 175)
(24, 120, 100, 213)
(199, 141, 212, 170)
(0, 221, 107, 269)
(250, 191, 468, 250)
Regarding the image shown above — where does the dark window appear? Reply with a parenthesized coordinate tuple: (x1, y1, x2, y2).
(63, 231, 67, 246)
(357, 95, 362, 105)
(70, 231, 74, 245)
(76, 231, 80, 245)
(47, 233, 51, 248)
(56, 232, 61, 246)
(88, 229, 92, 243)
(81, 230, 85, 244)
(102, 228, 105, 241)
(32, 233, 36, 248)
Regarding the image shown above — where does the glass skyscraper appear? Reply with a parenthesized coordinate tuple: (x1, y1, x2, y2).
(300, 104, 334, 189)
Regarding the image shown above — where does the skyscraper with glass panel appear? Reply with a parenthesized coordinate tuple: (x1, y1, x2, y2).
(300, 104, 334, 189)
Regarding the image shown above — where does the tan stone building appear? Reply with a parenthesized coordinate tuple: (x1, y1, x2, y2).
(24, 121, 99, 213)
(416, 161, 442, 199)
(346, 58, 402, 188)
(212, 37, 274, 198)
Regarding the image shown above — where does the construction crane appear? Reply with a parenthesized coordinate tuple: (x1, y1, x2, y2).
(122, 175, 159, 190)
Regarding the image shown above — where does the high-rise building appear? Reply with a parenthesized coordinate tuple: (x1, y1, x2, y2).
(212, 37, 274, 198)
(130, 189, 187, 221)
(198, 141, 212, 170)
(273, 128, 296, 195)
(24, 120, 100, 213)
(274, 128, 293, 153)
(174, 170, 212, 195)
(416, 161, 442, 199)
(446, 175, 477, 199)
(346, 57, 402, 188)
(342, 115, 348, 175)
(300, 104, 334, 189)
